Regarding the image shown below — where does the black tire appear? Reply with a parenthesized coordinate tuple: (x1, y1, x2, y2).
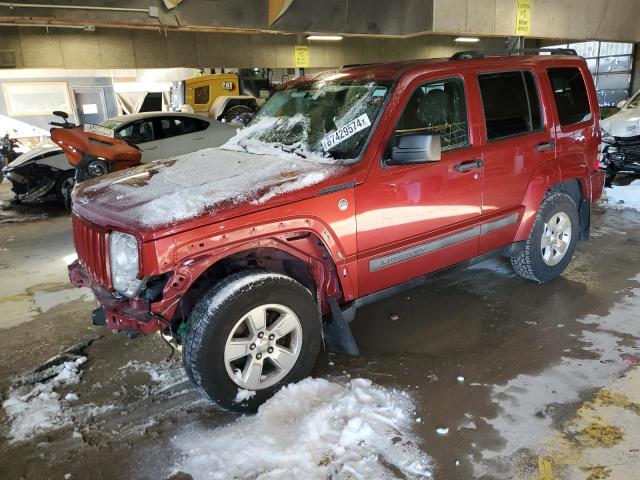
(182, 271, 321, 413)
(222, 104, 255, 125)
(604, 167, 616, 188)
(510, 192, 580, 283)
(55, 170, 75, 206)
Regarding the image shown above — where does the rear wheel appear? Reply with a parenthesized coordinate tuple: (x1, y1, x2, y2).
(511, 192, 580, 283)
(182, 271, 321, 412)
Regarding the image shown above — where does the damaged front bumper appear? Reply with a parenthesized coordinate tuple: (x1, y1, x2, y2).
(602, 137, 640, 173)
(68, 260, 166, 335)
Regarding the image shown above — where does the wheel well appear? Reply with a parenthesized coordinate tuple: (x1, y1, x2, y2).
(220, 99, 257, 116)
(177, 246, 323, 323)
(548, 178, 590, 239)
(548, 178, 583, 208)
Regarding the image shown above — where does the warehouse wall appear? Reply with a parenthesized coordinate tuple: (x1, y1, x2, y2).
(0, 76, 117, 130)
(433, 0, 640, 43)
(0, 27, 505, 69)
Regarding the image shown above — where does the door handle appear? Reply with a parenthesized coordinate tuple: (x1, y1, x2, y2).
(144, 145, 158, 150)
(192, 136, 205, 140)
(454, 159, 483, 173)
(535, 141, 555, 152)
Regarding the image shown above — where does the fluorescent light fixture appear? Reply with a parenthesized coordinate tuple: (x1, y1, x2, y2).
(306, 35, 344, 41)
(455, 37, 480, 43)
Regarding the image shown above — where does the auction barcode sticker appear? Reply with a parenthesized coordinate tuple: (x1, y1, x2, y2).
(321, 113, 371, 151)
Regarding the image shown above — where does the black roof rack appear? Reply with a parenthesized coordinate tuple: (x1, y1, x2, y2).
(450, 48, 578, 61)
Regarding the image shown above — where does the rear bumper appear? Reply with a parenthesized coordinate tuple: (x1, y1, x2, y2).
(68, 260, 164, 334)
(591, 169, 605, 203)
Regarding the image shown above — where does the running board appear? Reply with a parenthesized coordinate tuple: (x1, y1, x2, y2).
(322, 297, 359, 356)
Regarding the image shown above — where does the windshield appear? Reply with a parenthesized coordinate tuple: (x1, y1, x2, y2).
(99, 119, 125, 130)
(224, 80, 391, 161)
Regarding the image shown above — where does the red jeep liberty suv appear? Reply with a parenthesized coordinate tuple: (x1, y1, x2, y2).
(69, 49, 605, 411)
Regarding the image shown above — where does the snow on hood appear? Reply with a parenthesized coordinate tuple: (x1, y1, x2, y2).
(600, 107, 640, 138)
(6, 140, 62, 169)
(74, 145, 344, 228)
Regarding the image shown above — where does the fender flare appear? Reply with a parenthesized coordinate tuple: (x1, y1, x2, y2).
(150, 219, 354, 320)
(514, 160, 562, 242)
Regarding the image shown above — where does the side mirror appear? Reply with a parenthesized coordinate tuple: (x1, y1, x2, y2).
(53, 111, 69, 120)
(616, 100, 626, 110)
(388, 134, 441, 165)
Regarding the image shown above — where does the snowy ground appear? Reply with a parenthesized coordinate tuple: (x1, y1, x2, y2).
(171, 378, 432, 480)
(4, 176, 640, 479)
(604, 179, 640, 211)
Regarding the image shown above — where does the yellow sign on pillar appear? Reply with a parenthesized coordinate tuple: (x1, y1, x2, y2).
(515, 0, 532, 36)
(294, 45, 309, 68)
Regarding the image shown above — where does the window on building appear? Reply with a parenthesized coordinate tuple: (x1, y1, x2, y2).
(478, 71, 542, 141)
(393, 77, 469, 151)
(548, 68, 592, 126)
(3, 82, 71, 116)
(547, 41, 634, 107)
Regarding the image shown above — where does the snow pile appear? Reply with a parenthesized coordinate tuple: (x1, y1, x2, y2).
(121, 360, 187, 393)
(172, 377, 431, 479)
(77, 145, 344, 228)
(604, 180, 640, 211)
(2, 357, 87, 442)
(233, 388, 255, 404)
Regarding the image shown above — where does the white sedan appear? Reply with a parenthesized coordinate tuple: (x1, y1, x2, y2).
(2, 112, 237, 203)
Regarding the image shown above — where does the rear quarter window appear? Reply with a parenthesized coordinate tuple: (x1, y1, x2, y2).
(547, 67, 592, 126)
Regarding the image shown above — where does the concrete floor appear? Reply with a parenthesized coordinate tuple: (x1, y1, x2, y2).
(1, 179, 640, 479)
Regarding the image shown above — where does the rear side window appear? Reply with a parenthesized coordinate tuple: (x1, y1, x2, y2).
(478, 71, 542, 141)
(159, 117, 208, 138)
(547, 67, 592, 126)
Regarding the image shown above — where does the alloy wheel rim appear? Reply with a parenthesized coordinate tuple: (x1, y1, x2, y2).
(61, 177, 75, 194)
(541, 212, 572, 266)
(224, 303, 303, 391)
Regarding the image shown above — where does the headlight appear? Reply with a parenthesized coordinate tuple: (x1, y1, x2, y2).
(601, 127, 615, 144)
(109, 231, 144, 297)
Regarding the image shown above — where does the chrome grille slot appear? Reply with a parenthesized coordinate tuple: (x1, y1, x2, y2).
(72, 216, 109, 287)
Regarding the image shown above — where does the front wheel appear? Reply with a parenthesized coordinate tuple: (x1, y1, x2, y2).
(511, 192, 580, 283)
(182, 271, 321, 412)
(55, 170, 75, 207)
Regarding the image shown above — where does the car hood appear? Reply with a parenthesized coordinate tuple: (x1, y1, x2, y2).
(6, 141, 61, 168)
(601, 108, 640, 138)
(73, 146, 346, 235)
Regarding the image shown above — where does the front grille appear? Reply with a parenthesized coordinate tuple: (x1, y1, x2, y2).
(72, 215, 110, 287)
(613, 136, 640, 161)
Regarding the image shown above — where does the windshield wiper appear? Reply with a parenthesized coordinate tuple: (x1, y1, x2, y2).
(273, 143, 307, 159)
